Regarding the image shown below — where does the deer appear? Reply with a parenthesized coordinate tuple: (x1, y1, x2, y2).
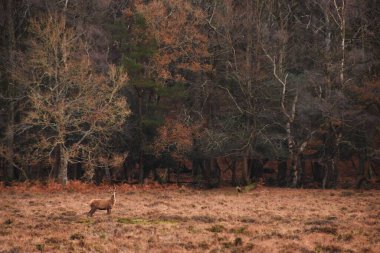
(87, 186, 116, 217)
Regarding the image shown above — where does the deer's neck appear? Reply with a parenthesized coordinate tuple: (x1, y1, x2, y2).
(111, 193, 116, 205)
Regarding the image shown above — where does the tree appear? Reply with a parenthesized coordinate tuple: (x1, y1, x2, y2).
(0, 0, 33, 181)
(2, 0, 16, 181)
(14, 13, 130, 185)
(136, 0, 210, 82)
(111, 0, 211, 183)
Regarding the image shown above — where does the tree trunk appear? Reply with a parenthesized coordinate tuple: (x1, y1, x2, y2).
(322, 161, 328, 189)
(124, 157, 131, 183)
(176, 162, 180, 185)
(339, 0, 346, 88)
(104, 166, 111, 183)
(201, 159, 211, 187)
(298, 156, 305, 187)
(73, 163, 79, 180)
(277, 160, 287, 187)
(324, 1, 332, 95)
(137, 90, 145, 185)
(5, 0, 15, 182)
(139, 154, 144, 184)
(57, 144, 68, 185)
(312, 161, 324, 184)
(252, 159, 264, 180)
(153, 167, 159, 182)
(242, 156, 251, 186)
(331, 158, 338, 188)
(285, 119, 298, 188)
(356, 151, 368, 188)
(211, 158, 221, 186)
(290, 156, 298, 188)
(231, 159, 237, 186)
(6, 103, 15, 181)
(192, 159, 199, 184)
(167, 167, 171, 183)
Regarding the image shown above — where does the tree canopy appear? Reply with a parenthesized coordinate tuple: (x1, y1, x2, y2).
(0, 0, 379, 189)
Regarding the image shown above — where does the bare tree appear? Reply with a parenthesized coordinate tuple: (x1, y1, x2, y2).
(14, 13, 130, 185)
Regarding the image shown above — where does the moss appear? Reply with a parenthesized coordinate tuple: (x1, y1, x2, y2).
(244, 183, 257, 192)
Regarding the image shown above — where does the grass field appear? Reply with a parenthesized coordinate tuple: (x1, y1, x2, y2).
(0, 185, 379, 252)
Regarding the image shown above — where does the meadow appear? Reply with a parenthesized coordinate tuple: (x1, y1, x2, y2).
(0, 183, 379, 252)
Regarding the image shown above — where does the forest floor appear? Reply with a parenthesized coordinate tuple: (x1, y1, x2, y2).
(0, 184, 379, 253)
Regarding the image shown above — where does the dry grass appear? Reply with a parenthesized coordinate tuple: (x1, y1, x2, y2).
(0, 185, 379, 252)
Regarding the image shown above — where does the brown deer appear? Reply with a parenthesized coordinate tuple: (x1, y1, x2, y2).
(87, 186, 116, 217)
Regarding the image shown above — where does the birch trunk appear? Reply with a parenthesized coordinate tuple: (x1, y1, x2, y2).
(340, 3, 346, 88)
(324, 2, 332, 95)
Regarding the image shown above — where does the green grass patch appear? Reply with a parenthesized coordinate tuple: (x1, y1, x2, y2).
(229, 226, 247, 234)
(305, 226, 337, 235)
(222, 242, 233, 249)
(244, 183, 257, 192)
(117, 217, 177, 225)
(35, 243, 44, 252)
(314, 244, 343, 253)
(207, 224, 226, 233)
(337, 233, 353, 242)
(70, 233, 85, 240)
(340, 191, 355, 197)
(77, 218, 91, 224)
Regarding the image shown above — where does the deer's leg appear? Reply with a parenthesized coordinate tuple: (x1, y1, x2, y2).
(88, 208, 96, 217)
(107, 208, 111, 215)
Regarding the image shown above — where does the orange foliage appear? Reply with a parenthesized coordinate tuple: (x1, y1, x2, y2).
(136, 0, 211, 82)
(0, 180, 182, 193)
(351, 79, 380, 107)
(0, 181, 98, 193)
(153, 118, 193, 161)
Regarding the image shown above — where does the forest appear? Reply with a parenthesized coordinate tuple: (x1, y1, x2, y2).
(1, 0, 380, 189)
(1, 1, 380, 252)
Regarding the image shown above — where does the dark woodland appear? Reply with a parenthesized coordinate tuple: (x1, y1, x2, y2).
(1, 0, 380, 190)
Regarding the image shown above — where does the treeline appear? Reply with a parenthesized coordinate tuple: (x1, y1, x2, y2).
(0, 0, 379, 189)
